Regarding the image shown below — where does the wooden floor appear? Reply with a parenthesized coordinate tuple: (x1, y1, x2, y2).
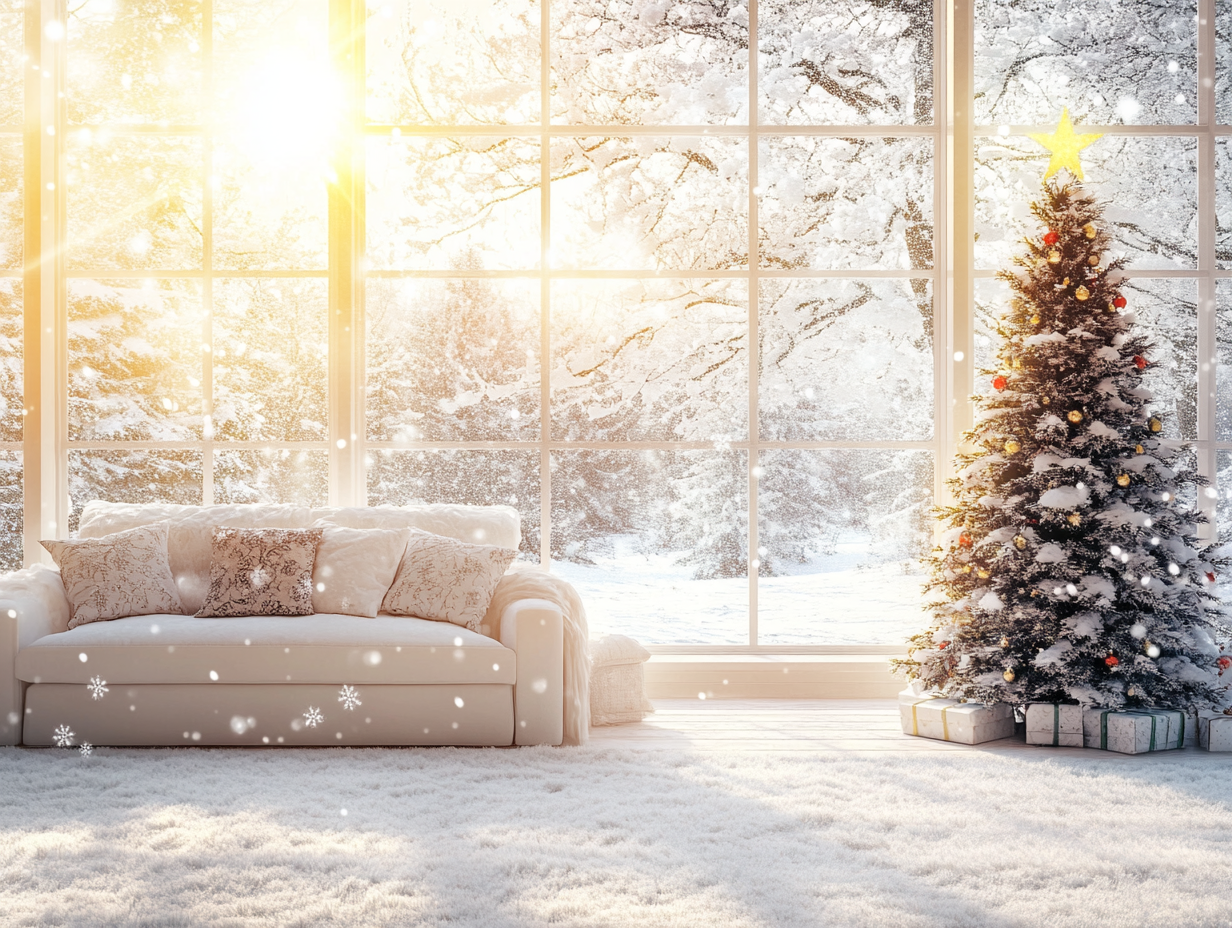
(586, 699, 1219, 759)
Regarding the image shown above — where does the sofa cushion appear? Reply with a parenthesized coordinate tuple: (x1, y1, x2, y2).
(196, 527, 323, 617)
(41, 522, 183, 628)
(16, 613, 516, 686)
(310, 524, 410, 617)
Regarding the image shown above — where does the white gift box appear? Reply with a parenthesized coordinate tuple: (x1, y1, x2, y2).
(898, 690, 1015, 745)
(1197, 711, 1232, 752)
(1025, 703, 1084, 747)
(1082, 708, 1187, 754)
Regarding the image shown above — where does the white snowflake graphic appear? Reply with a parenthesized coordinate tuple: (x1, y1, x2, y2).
(53, 724, 75, 748)
(79, 742, 93, 757)
(87, 676, 109, 700)
(303, 706, 323, 728)
(338, 685, 361, 711)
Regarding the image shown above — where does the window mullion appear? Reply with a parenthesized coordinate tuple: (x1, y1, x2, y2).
(1197, 0, 1218, 541)
(747, 0, 759, 648)
(539, 0, 551, 566)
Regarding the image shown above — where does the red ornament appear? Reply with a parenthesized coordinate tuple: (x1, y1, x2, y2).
(958, 532, 973, 548)
(1218, 656, 1231, 675)
(939, 641, 950, 650)
(1207, 571, 1217, 583)
(992, 375, 1007, 391)
(1113, 295, 1127, 309)
(1105, 655, 1120, 667)
(1133, 355, 1147, 370)
(1043, 230, 1059, 246)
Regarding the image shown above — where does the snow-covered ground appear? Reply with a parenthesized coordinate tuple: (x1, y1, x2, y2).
(552, 534, 929, 646)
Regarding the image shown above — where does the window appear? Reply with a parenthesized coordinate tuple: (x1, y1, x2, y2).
(15, 1, 1229, 648)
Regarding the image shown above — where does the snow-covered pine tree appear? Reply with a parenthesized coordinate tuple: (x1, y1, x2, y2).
(895, 172, 1230, 711)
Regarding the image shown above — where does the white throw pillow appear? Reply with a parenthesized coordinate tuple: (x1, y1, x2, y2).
(310, 523, 411, 617)
(41, 522, 184, 629)
(381, 529, 517, 632)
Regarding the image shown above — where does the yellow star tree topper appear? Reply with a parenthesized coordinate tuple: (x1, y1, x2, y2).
(1028, 108, 1103, 180)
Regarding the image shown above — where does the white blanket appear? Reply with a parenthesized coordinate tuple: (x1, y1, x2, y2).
(482, 565, 590, 745)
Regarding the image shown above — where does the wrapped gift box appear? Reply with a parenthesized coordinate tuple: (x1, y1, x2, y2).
(1197, 711, 1232, 752)
(898, 690, 1015, 744)
(1082, 708, 1187, 754)
(1025, 703, 1084, 746)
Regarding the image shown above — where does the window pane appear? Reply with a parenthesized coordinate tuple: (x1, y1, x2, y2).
(1215, 281, 1232, 440)
(367, 136, 541, 270)
(551, 0, 747, 125)
(0, 451, 19, 571)
(975, 136, 1196, 271)
(759, 279, 933, 441)
(367, 0, 540, 126)
(759, 0, 933, 126)
(1218, 139, 1232, 270)
(975, 0, 1196, 126)
(1219, 3, 1232, 126)
(0, 8, 20, 125)
(759, 137, 933, 270)
(0, 136, 19, 270)
(1129, 279, 1196, 440)
(366, 278, 539, 442)
(67, 0, 203, 125)
(0, 279, 19, 443)
(66, 134, 203, 270)
(551, 136, 747, 270)
(69, 450, 202, 534)
(68, 280, 203, 441)
(758, 449, 931, 645)
(551, 278, 747, 442)
(367, 449, 540, 561)
(213, 278, 326, 441)
(215, 449, 328, 506)
(974, 276, 1011, 386)
(551, 449, 747, 644)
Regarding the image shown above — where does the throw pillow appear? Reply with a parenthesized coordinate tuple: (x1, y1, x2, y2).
(381, 528, 517, 632)
(41, 522, 183, 629)
(589, 634, 655, 725)
(310, 522, 411, 617)
(195, 527, 323, 617)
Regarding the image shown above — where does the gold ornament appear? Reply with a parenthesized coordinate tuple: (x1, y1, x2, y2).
(1088, 254, 1100, 266)
(1116, 474, 1131, 487)
(1135, 444, 1144, 454)
(1030, 314, 1041, 325)
(1048, 249, 1062, 264)
(1083, 222, 1098, 239)
(1067, 410, 1084, 424)
(1062, 277, 1071, 286)
(1127, 686, 1136, 697)
(1107, 302, 1118, 314)
(1028, 110, 1104, 181)
(1013, 535, 1027, 550)
(1004, 439, 1021, 454)
(1003, 669, 1016, 682)
(1012, 357, 1024, 369)
(977, 568, 990, 579)
(959, 565, 972, 574)
(1000, 636, 1010, 648)
(1040, 396, 1050, 405)
(1149, 417, 1162, 432)
(1067, 512, 1082, 526)
(1075, 285, 1090, 301)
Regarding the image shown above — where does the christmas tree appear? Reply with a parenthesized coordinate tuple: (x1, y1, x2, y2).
(895, 112, 1231, 711)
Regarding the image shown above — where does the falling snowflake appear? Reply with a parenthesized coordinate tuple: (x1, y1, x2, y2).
(53, 724, 75, 748)
(338, 685, 361, 711)
(87, 676, 109, 700)
(79, 742, 93, 757)
(303, 706, 323, 728)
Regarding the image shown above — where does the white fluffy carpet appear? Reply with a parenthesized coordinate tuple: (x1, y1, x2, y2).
(2, 745, 1231, 928)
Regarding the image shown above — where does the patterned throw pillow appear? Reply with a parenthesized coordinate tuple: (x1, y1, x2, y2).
(195, 527, 323, 618)
(381, 529, 517, 631)
(42, 522, 183, 629)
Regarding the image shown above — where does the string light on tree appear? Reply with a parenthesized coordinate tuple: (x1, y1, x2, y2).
(894, 110, 1231, 713)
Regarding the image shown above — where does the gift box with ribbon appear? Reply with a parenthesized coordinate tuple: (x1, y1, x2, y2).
(1025, 703, 1083, 746)
(1197, 711, 1232, 752)
(1082, 708, 1189, 754)
(898, 690, 1015, 744)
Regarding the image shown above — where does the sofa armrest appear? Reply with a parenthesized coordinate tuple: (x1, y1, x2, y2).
(0, 565, 70, 745)
(500, 598, 564, 747)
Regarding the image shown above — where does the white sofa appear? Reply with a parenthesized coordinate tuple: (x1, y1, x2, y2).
(0, 502, 567, 748)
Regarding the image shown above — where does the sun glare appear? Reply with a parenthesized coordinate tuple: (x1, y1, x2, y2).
(232, 49, 342, 175)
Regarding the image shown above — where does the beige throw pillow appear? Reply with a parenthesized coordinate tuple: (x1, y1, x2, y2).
(195, 527, 323, 617)
(381, 529, 516, 632)
(41, 522, 183, 629)
(589, 635, 655, 725)
(310, 523, 411, 617)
